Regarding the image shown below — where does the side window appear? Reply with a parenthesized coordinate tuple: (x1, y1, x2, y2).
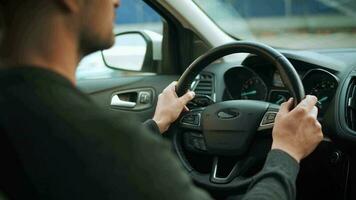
(77, 0, 163, 79)
(116, 0, 162, 34)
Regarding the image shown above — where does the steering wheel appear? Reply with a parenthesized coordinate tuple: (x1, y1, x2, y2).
(173, 41, 305, 192)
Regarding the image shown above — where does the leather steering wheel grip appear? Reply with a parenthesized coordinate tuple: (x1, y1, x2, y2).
(176, 41, 305, 106)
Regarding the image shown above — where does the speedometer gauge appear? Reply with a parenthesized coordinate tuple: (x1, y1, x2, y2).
(303, 69, 338, 117)
(241, 77, 268, 100)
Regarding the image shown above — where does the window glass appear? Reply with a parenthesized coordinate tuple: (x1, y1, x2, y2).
(115, 0, 162, 34)
(193, 0, 356, 49)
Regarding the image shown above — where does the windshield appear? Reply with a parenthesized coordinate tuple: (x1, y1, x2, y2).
(193, 0, 356, 49)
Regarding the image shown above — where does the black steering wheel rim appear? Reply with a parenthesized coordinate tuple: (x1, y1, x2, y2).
(176, 41, 304, 106)
(174, 41, 305, 191)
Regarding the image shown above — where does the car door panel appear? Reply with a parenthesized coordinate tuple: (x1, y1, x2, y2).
(78, 75, 179, 122)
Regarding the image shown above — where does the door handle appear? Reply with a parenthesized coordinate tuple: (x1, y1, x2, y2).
(110, 95, 137, 108)
(110, 88, 154, 110)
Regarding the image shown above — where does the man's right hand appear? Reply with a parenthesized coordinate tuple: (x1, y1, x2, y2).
(152, 81, 195, 134)
(271, 95, 323, 162)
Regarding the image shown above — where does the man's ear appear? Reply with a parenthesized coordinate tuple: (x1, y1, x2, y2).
(55, 0, 81, 13)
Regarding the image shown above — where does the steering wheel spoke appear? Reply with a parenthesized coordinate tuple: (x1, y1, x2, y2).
(210, 156, 241, 184)
(258, 111, 278, 131)
(258, 104, 280, 132)
(179, 108, 204, 131)
(179, 109, 208, 153)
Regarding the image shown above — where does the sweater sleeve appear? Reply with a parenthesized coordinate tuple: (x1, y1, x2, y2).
(142, 119, 161, 135)
(242, 149, 300, 200)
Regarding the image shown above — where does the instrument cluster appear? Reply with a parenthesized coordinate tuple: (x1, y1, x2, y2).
(224, 67, 338, 117)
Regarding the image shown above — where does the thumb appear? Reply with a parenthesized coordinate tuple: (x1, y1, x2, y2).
(179, 91, 195, 106)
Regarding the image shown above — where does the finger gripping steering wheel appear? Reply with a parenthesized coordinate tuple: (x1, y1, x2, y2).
(174, 41, 305, 191)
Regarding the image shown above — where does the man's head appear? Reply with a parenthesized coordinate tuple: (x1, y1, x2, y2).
(0, 0, 120, 56)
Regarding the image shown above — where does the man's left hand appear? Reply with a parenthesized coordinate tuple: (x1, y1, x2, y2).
(153, 81, 195, 134)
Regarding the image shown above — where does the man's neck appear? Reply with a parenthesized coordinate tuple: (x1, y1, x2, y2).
(0, 17, 80, 85)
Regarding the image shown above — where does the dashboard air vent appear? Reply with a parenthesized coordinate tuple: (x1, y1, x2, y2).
(187, 73, 215, 108)
(191, 73, 215, 100)
(346, 78, 356, 131)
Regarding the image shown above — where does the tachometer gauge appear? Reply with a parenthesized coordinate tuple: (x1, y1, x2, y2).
(241, 77, 268, 100)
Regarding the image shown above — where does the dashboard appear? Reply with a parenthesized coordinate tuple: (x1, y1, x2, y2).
(194, 50, 351, 122)
(191, 48, 356, 142)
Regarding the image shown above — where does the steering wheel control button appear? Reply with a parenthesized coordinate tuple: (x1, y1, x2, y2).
(258, 110, 278, 131)
(267, 113, 276, 121)
(184, 115, 195, 124)
(181, 114, 199, 125)
(180, 110, 202, 129)
(184, 132, 207, 152)
(193, 138, 207, 151)
(261, 112, 277, 125)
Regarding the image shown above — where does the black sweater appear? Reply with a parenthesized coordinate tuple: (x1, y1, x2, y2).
(0, 67, 299, 200)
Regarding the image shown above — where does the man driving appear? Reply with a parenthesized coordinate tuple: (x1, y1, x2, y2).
(0, 0, 323, 199)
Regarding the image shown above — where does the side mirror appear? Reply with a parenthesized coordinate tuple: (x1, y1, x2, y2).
(101, 30, 162, 72)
